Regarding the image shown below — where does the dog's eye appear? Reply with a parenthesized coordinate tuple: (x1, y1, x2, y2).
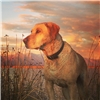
(36, 30, 41, 34)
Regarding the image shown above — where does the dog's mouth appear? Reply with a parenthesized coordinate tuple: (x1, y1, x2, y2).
(34, 47, 39, 49)
(24, 44, 30, 49)
(24, 43, 40, 50)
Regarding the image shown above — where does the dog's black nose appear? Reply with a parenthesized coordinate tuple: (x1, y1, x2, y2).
(23, 37, 27, 43)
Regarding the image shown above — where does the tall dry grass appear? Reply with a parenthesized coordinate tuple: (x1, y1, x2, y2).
(1, 34, 100, 100)
(1, 34, 46, 100)
(87, 36, 100, 100)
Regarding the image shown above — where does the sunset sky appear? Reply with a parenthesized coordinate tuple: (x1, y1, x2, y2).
(1, 0, 100, 59)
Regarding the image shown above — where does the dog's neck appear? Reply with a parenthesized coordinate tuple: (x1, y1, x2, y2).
(41, 34, 63, 59)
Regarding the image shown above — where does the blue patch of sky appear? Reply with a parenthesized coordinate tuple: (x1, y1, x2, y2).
(2, 2, 38, 23)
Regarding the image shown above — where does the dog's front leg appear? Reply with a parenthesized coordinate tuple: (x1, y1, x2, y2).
(68, 83, 79, 100)
(45, 80, 55, 100)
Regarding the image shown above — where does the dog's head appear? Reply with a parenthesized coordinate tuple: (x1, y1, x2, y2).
(23, 22, 60, 49)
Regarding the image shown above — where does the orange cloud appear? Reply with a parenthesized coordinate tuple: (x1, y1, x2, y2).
(61, 14, 99, 34)
(63, 33, 82, 43)
(63, 32, 100, 59)
(82, 1, 100, 5)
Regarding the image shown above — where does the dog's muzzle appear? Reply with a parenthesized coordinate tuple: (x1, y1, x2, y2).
(23, 37, 30, 48)
(23, 37, 28, 44)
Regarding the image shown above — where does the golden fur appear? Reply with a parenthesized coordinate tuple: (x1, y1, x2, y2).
(23, 22, 88, 100)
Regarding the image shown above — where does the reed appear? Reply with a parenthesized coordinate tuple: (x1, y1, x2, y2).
(87, 36, 100, 100)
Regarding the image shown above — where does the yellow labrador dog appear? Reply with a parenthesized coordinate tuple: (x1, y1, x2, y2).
(23, 22, 88, 100)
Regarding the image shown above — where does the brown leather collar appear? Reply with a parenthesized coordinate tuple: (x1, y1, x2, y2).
(47, 41, 64, 60)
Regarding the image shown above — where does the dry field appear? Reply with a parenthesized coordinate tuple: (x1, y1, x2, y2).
(1, 35, 100, 100)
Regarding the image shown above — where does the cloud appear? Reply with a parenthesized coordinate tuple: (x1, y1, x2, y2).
(69, 16, 99, 33)
(19, 1, 99, 16)
(19, 14, 46, 24)
(19, 1, 99, 33)
(2, 22, 33, 33)
(19, 2, 59, 16)
(83, 1, 100, 5)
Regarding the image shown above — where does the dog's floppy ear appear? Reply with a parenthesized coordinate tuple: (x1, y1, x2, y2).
(45, 22, 60, 40)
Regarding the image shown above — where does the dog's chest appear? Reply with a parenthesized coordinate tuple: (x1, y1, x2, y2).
(45, 69, 67, 87)
(44, 60, 67, 87)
